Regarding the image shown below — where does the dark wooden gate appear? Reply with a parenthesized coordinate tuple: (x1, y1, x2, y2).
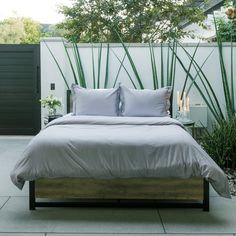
(0, 45, 41, 135)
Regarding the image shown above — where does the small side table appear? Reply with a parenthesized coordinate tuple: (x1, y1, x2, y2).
(177, 119, 195, 138)
(44, 114, 63, 125)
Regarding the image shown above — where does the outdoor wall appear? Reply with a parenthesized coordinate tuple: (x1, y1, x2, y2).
(40, 38, 236, 128)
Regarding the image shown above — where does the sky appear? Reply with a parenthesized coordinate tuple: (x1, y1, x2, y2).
(0, 0, 72, 24)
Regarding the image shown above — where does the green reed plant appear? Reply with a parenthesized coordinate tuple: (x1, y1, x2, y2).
(71, 41, 86, 88)
(172, 35, 235, 123)
(214, 16, 235, 120)
(44, 40, 70, 89)
(171, 41, 225, 124)
(115, 32, 144, 89)
(112, 39, 178, 90)
(170, 16, 236, 169)
(201, 117, 236, 169)
(45, 40, 110, 89)
(91, 43, 110, 89)
(148, 41, 177, 89)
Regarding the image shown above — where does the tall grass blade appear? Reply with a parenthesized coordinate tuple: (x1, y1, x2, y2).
(115, 29, 144, 89)
(169, 41, 177, 87)
(176, 42, 225, 120)
(230, 38, 235, 114)
(186, 49, 214, 96)
(111, 49, 137, 89)
(112, 51, 127, 88)
(166, 43, 170, 86)
(72, 42, 87, 88)
(91, 44, 96, 88)
(97, 43, 102, 89)
(180, 42, 200, 100)
(104, 43, 110, 88)
(149, 42, 158, 89)
(62, 40, 78, 85)
(44, 40, 69, 89)
(160, 43, 164, 87)
(172, 47, 222, 123)
(214, 16, 233, 118)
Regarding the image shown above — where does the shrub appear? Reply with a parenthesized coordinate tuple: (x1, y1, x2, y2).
(201, 117, 236, 169)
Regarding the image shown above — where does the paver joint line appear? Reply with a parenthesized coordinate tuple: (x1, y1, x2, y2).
(156, 209, 166, 234)
(0, 196, 10, 210)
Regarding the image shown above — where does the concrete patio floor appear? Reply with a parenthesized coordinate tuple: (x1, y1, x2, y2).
(0, 136, 235, 236)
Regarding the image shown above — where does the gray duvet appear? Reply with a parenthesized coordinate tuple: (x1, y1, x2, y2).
(10, 115, 230, 198)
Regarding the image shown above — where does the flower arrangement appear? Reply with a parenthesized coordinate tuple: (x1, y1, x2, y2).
(40, 94, 62, 116)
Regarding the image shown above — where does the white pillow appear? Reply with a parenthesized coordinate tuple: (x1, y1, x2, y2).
(71, 84, 120, 116)
(120, 85, 172, 117)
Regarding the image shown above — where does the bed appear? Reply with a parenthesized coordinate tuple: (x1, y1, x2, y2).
(10, 87, 230, 211)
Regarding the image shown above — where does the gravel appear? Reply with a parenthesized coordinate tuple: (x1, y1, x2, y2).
(225, 169, 236, 196)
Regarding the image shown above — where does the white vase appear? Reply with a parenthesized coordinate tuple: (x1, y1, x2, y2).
(48, 108, 56, 116)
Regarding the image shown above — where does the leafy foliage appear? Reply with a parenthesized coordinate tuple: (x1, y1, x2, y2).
(172, 14, 236, 169)
(215, 17, 236, 42)
(21, 18, 42, 44)
(201, 117, 236, 169)
(40, 94, 62, 110)
(214, 0, 236, 42)
(0, 17, 43, 44)
(43, 24, 66, 37)
(57, 0, 205, 43)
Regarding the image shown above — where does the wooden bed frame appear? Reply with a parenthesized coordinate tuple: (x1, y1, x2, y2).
(29, 90, 210, 211)
(29, 178, 209, 211)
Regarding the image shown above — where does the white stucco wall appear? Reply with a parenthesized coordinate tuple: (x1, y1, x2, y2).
(40, 38, 236, 128)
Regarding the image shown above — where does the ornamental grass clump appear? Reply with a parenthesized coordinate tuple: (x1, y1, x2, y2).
(201, 117, 236, 169)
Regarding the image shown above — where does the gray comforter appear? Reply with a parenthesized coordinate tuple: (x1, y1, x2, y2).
(10, 115, 230, 198)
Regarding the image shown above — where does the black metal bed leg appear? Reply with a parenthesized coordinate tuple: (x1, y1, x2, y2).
(203, 179, 209, 212)
(29, 181, 36, 210)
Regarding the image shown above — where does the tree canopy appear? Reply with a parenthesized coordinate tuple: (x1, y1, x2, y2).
(214, 0, 236, 42)
(58, 0, 206, 43)
(0, 17, 42, 44)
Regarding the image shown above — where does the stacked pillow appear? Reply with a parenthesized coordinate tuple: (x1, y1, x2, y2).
(71, 84, 172, 117)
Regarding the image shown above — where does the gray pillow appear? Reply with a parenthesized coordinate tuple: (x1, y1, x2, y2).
(120, 85, 172, 117)
(71, 84, 120, 116)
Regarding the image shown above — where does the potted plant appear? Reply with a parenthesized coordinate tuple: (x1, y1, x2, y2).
(40, 94, 62, 116)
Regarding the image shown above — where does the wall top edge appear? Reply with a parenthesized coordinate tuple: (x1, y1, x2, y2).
(40, 37, 66, 42)
(40, 37, 236, 47)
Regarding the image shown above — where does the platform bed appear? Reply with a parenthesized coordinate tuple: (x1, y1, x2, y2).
(29, 177, 209, 211)
(28, 92, 210, 211)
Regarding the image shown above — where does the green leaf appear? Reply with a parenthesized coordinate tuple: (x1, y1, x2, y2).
(172, 46, 222, 124)
(72, 42, 87, 88)
(180, 41, 200, 101)
(112, 51, 127, 88)
(115, 29, 144, 89)
(91, 44, 96, 88)
(148, 42, 158, 89)
(111, 49, 137, 89)
(97, 43, 103, 89)
(104, 43, 110, 88)
(160, 43, 164, 88)
(176, 42, 225, 121)
(62, 40, 78, 85)
(43, 40, 69, 90)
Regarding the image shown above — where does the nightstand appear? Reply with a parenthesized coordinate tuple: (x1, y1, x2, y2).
(44, 114, 63, 125)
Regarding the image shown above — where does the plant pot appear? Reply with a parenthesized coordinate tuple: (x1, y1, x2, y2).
(48, 108, 57, 116)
